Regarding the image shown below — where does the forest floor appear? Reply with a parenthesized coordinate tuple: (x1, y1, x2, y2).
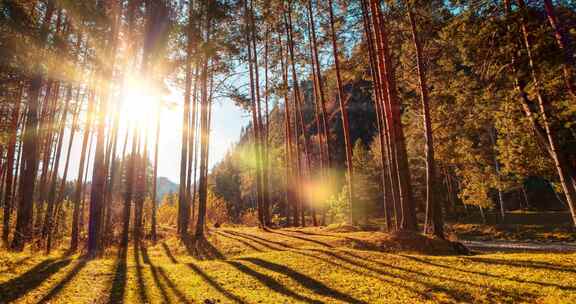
(449, 211, 575, 242)
(1, 226, 575, 304)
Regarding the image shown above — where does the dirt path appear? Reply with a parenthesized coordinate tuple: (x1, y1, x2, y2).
(462, 240, 576, 253)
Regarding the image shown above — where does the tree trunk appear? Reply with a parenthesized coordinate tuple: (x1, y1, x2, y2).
(70, 89, 94, 252)
(2, 83, 23, 246)
(367, 0, 400, 229)
(489, 127, 506, 222)
(36, 81, 57, 231)
(121, 129, 137, 248)
(133, 133, 147, 245)
(186, 65, 200, 231)
(263, 27, 271, 226)
(151, 106, 160, 242)
(327, 0, 355, 225)
(87, 2, 121, 257)
(179, 0, 195, 236)
(11, 0, 55, 251)
(360, 0, 392, 231)
(284, 5, 302, 227)
(43, 84, 73, 253)
(408, 7, 443, 238)
(369, 0, 417, 231)
(279, 32, 295, 227)
(246, 0, 265, 226)
(514, 0, 576, 227)
(543, 0, 575, 99)
(195, 2, 212, 238)
(306, 0, 331, 169)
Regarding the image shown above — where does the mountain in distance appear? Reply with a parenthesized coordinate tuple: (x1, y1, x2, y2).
(156, 177, 178, 203)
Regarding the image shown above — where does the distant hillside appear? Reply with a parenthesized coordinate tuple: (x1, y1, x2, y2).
(156, 177, 178, 203)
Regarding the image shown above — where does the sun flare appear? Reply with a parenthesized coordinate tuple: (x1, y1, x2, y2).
(120, 76, 160, 128)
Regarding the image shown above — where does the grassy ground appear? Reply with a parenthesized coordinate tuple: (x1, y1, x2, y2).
(449, 211, 575, 242)
(1, 227, 575, 304)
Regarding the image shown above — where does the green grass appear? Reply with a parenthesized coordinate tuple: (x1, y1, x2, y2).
(1, 227, 575, 303)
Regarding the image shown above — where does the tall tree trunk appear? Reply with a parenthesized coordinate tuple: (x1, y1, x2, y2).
(279, 32, 295, 227)
(103, 12, 124, 247)
(246, 0, 265, 226)
(286, 5, 311, 227)
(367, 0, 400, 229)
(11, 134, 23, 227)
(2, 83, 23, 246)
(102, 104, 121, 247)
(134, 132, 147, 245)
(57, 88, 84, 205)
(121, 128, 137, 248)
(306, 0, 331, 169)
(70, 88, 94, 252)
(304, 20, 321, 227)
(489, 127, 506, 222)
(36, 81, 57, 232)
(11, 0, 55, 251)
(132, 135, 142, 245)
(194, 58, 210, 238)
(543, 0, 575, 99)
(151, 106, 160, 242)
(80, 132, 96, 238)
(327, 0, 355, 225)
(360, 0, 392, 231)
(370, 0, 416, 231)
(87, 1, 121, 257)
(191, 69, 201, 226)
(195, 2, 212, 238)
(186, 65, 200, 230)
(262, 26, 271, 226)
(284, 4, 302, 227)
(43, 84, 73, 253)
(514, 0, 576, 227)
(179, 0, 195, 236)
(408, 7, 443, 238)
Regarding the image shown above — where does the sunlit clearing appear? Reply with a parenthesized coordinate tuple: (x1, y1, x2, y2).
(121, 75, 160, 128)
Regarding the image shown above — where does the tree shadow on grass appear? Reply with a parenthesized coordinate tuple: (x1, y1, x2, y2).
(37, 257, 89, 303)
(134, 242, 149, 303)
(463, 256, 576, 275)
(186, 262, 245, 304)
(161, 242, 179, 264)
(224, 231, 427, 300)
(399, 254, 576, 291)
(141, 245, 171, 303)
(289, 249, 426, 298)
(181, 234, 224, 260)
(263, 229, 334, 248)
(239, 257, 368, 304)
(220, 230, 291, 251)
(157, 266, 193, 303)
(0, 258, 71, 303)
(108, 247, 128, 304)
(226, 261, 322, 304)
(214, 231, 264, 252)
(323, 250, 538, 302)
(221, 231, 482, 302)
(288, 229, 346, 239)
(0, 256, 32, 273)
(307, 249, 480, 303)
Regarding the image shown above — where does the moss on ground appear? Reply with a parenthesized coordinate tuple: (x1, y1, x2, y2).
(1, 227, 575, 303)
